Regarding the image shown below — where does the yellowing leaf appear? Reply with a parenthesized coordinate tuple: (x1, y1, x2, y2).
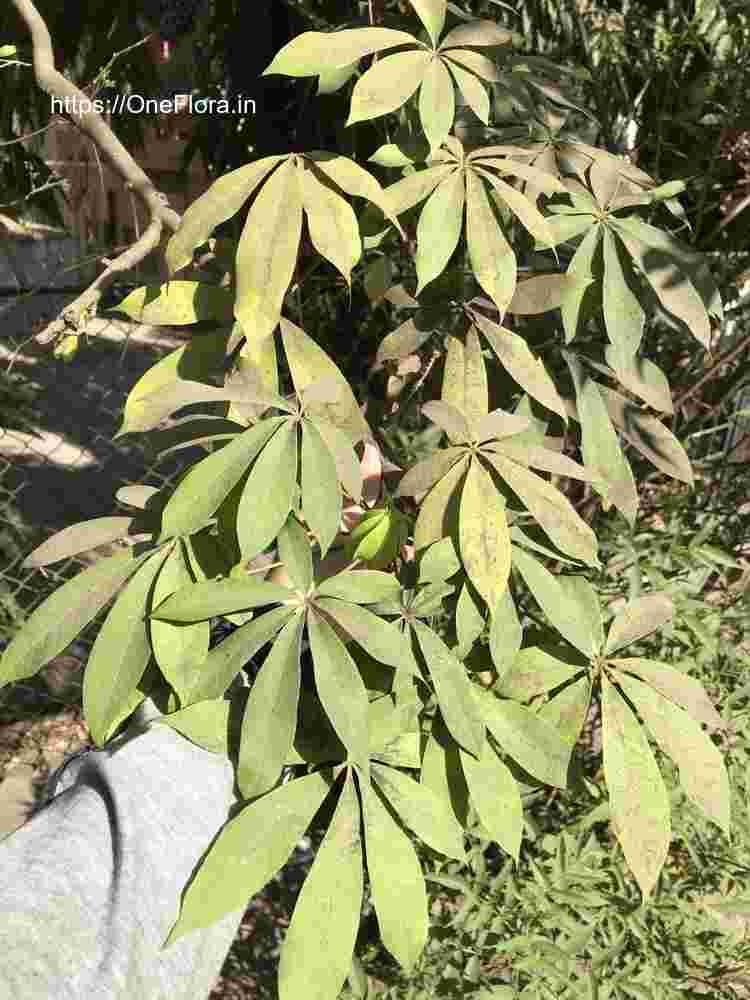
(409, 0, 447, 45)
(445, 59, 490, 123)
(414, 454, 468, 550)
(604, 593, 674, 655)
(441, 326, 488, 439)
(465, 168, 516, 316)
(459, 457, 511, 611)
(299, 165, 362, 285)
(419, 55, 455, 151)
(114, 281, 233, 325)
(607, 657, 723, 730)
(601, 675, 671, 901)
(281, 319, 370, 445)
(348, 50, 433, 126)
(166, 156, 285, 273)
(264, 28, 417, 76)
(235, 157, 303, 345)
(615, 672, 730, 836)
(475, 167, 555, 247)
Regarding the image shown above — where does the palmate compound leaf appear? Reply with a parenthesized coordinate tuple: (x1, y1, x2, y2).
(564, 352, 638, 526)
(157, 417, 286, 544)
(362, 780, 429, 971)
(83, 548, 173, 746)
(441, 325, 489, 440)
(472, 687, 571, 788)
(281, 319, 370, 446)
(459, 738, 523, 863)
(601, 674, 671, 902)
(238, 613, 304, 798)
(149, 540, 210, 706)
(604, 592, 674, 655)
(278, 772, 363, 1000)
(235, 156, 303, 346)
(165, 770, 333, 946)
(166, 156, 285, 274)
(413, 620, 485, 758)
(372, 762, 466, 860)
(236, 420, 298, 562)
(0, 546, 153, 687)
(511, 546, 596, 658)
(307, 611, 370, 779)
(459, 456, 511, 613)
(614, 672, 730, 836)
(487, 451, 599, 566)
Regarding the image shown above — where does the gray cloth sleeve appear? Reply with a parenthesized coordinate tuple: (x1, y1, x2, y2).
(0, 724, 245, 999)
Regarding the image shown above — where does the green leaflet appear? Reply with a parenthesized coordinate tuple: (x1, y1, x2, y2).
(158, 417, 284, 543)
(488, 451, 599, 566)
(558, 575, 604, 654)
(113, 281, 234, 326)
(416, 170, 465, 294)
(441, 326, 489, 440)
(460, 739, 523, 863)
(601, 674, 671, 901)
(278, 773, 363, 1000)
(348, 50, 432, 125)
(459, 457, 511, 612)
(281, 319, 370, 445)
(497, 646, 582, 701)
(472, 313, 567, 424)
(84, 548, 172, 746)
(474, 166, 555, 248)
(446, 58, 490, 123)
(314, 598, 413, 670)
(316, 570, 401, 604)
(489, 588, 523, 679)
(602, 228, 645, 358)
(277, 515, 314, 593)
(235, 156, 303, 346)
(195, 606, 296, 702)
(411, 0, 447, 45)
(465, 168, 517, 316)
(511, 545, 595, 657)
(603, 348, 674, 415)
(301, 420, 343, 560)
(150, 541, 210, 706)
(372, 762, 466, 860)
(474, 688, 571, 788)
(538, 674, 591, 753)
(614, 672, 730, 836)
(564, 353, 638, 525)
(23, 516, 136, 569)
(308, 610, 370, 778)
(166, 156, 284, 273)
(264, 28, 417, 78)
(237, 421, 298, 561)
(417, 536, 461, 584)
(152, 578, 293, 622)
(166, 771, 332, 944)
(157, 699, 231, 755)
(414, 454, 468, 550)
(238, 613, 303, 798)
(604, 592, 674, 655)
(0, 547, 153, 687)
(421, 718, 470, 826)
(299, 164, 362, 286)
(362, 781, 428, 971)
(413, 620, 485, 757)
(455, 582, 485, 659)
(606, 657, 723, 730)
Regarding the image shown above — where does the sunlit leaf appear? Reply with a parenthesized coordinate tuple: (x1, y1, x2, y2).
(419, 55, 455, 151)
(415, 170, 465, 293)
(604, 593, 674, 655)
(264, 28, 417, 77)
(348, 50, 433, 125)
(459, 457, 511, 611)
(414, 455, 468, 550)
(237, 421, 298, 561)
(465, 168, 516, 315)
(606, 657, 723, 730)
(23, 516, 136, 569)
(460, 740, 523, 863)
(299, 165, 362, 285)
(441, 326, 488, 440)
(372, 762, 466, 859)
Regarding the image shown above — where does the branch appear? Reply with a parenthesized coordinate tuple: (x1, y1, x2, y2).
(11, 0, 183, 344)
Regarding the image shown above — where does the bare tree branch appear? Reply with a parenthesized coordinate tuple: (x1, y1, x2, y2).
(11, 0, 184, 344)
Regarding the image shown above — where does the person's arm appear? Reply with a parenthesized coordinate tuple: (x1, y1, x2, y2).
(0, 721, 244, 1000)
